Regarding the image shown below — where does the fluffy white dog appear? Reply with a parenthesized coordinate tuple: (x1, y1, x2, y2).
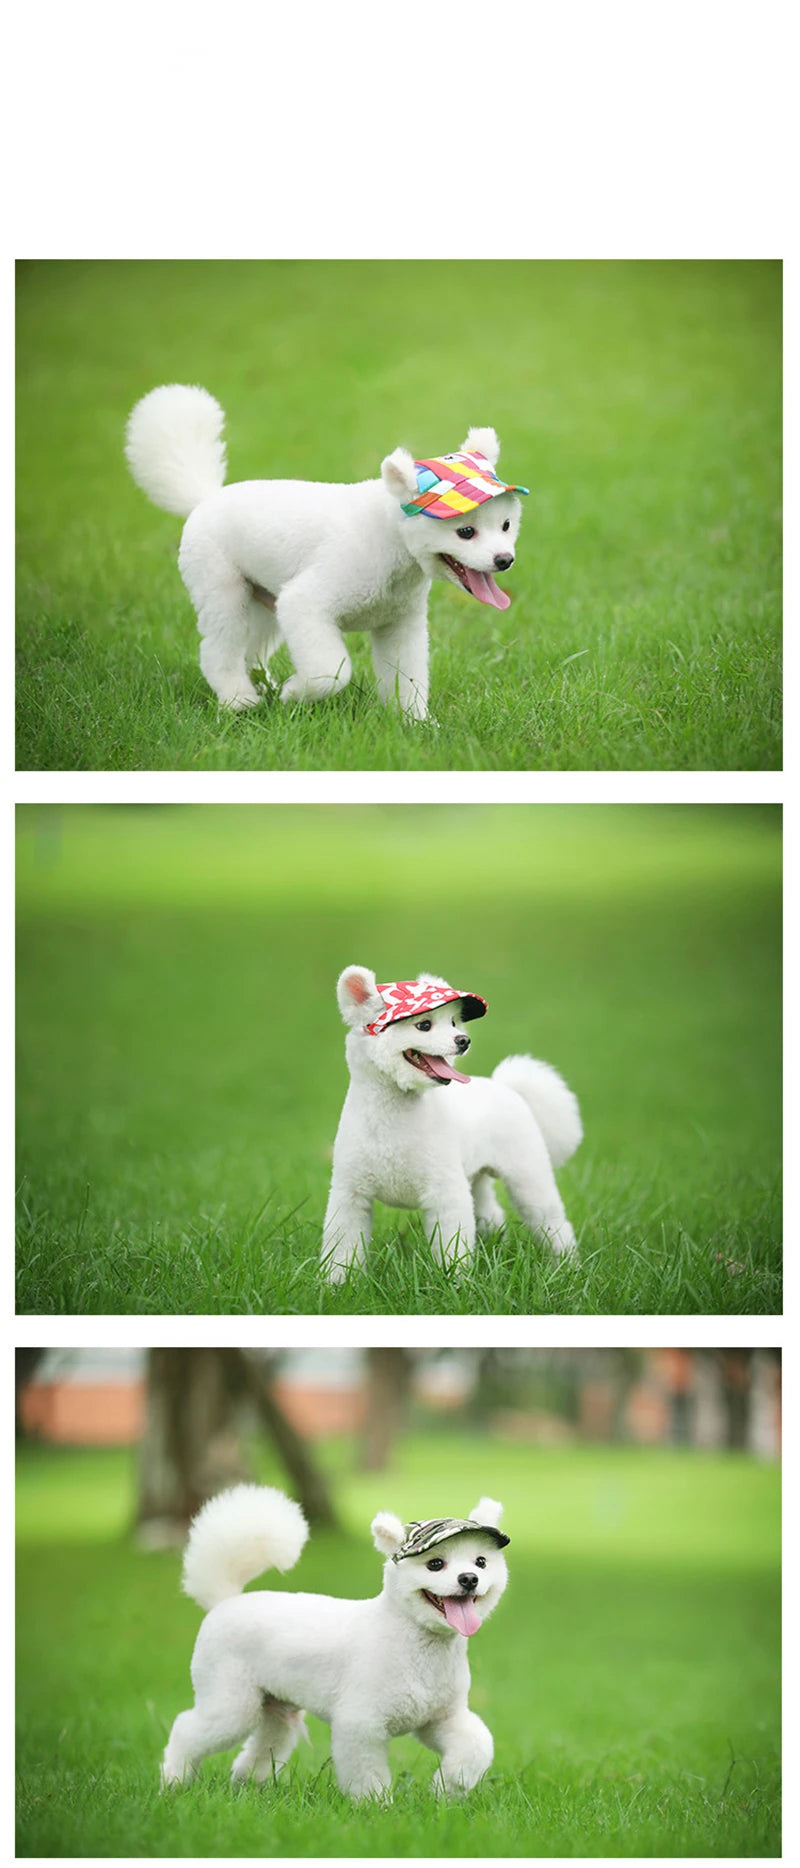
(124, 384, 528, 717)
(162, 1483, 509, 1800)
(322, 968, 582, 1280)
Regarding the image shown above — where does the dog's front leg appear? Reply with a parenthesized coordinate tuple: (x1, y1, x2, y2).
(275, 573, 353, 703)
(417, 1707, 494, 1797)
(423, 1176, 476, 1271)
(321, 1186, 373, 1283)
(369, 611, 429, 720)
(330, 1718, 393, 1800)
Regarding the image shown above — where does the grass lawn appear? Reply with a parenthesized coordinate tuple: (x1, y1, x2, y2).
(16, 803, 781, 1316)
(15, 258, 781, 771)
(15, 1435, 781, 1857)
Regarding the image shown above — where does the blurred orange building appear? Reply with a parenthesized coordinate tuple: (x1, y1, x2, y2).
(18, 1347, 780, 1456)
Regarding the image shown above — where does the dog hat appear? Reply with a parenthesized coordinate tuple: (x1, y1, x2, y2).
(363, 978, 488, 1035)
(401, 448, 529, 521)
(392, 1517, 510, 1562)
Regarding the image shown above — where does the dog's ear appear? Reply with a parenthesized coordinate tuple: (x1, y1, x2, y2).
(461, 426, 501, 468)
(469, 1496, 504, 1528)
(416, 971, 450, 991)
(337, 965, 386, 1029)
(371, 1510, 406, 1556)
(381, 446, 419, 505)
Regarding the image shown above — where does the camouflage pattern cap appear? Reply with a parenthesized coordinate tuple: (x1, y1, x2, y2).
(392, 1516, 510, 1562)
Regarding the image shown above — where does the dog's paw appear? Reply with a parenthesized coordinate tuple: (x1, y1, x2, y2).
(476, 1203, 506, 1237)
(280, 675, 309, 705)
(281, 668, 352, 704)
(219, 689, 263, 713)
(402, 705, 435, 725)
(323, 1249, 366, 1284)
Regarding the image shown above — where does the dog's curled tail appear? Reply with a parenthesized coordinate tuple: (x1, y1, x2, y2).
(181, 1484, 309, 1611)
(492, 1055, 583, 1168)
(125, 384, 227, 517)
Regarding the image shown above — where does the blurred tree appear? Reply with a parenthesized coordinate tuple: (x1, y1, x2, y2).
(15, 1348, 45, 1436)
(715, 1349, 755, 1448)
(136, 1348, 337, 1543)
(360, 1348, 414, 1470)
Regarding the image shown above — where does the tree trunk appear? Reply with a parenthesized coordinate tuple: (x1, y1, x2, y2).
(360, 1348, 413, 1471)
(136, 1348, 251, 1543)
(15, 1348, 45, 1437)
(136, 1348, 338, 1545)
(242, 1353, 338, 1525)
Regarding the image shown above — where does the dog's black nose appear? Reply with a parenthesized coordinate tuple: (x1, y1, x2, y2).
(455, 1034, 470, 1055)
(494, 553, 513, 571)
(458, 1571, 478, 1592)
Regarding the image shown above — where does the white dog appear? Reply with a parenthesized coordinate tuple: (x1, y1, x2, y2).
(162, 1483, 509, 1800)
(124, 384, 528, 717)
(322, 968, 582, 1280)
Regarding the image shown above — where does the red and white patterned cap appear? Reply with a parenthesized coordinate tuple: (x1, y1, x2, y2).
(363, 978, 488, 1035)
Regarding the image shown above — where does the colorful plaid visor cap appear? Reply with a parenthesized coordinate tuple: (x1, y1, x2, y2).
(392, 1517, 510, 1562)
(363, 978, 488, 1035)
(401, 448, 529, 521)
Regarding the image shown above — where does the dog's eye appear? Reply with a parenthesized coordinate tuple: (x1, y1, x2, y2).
(475, 1555, 487, 1569)
(415, 1018, 432, 1032)
(455, 525, 476, 540)
(426, 1557, 445, 1572)
(501, 519, 510, 532)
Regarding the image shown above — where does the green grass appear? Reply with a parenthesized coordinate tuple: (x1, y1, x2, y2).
(16, 1437, 781, 1856)
(16, 803, 781, 1315)
(16, 259, 781, 771)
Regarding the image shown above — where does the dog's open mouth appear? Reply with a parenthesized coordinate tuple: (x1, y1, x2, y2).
(403, 1048, 470, 1085)
(439, 554, 511, 611)
(422, 1588, 482, 1636)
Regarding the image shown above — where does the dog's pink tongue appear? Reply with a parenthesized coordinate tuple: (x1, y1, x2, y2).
(462, 567, 511, 610)
(443, 1595, 481, 1637)
(427, 1056, 471, 1084)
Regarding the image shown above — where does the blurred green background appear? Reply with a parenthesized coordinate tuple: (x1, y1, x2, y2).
(16, 1346, 781, 1857)
(15, 259, 781, 770)
(16, 803, 781, 1315)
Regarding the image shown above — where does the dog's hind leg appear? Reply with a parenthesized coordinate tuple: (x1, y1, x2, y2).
(230, 1698, 307, 1784)
(471, 1171, 506, 1237)
(502, 1161, 576, 1256)
(274, 573, 353, 703)
(246, 585, 282, 689)
(179, 534, 264, 710)
(417, 1706, 494, 1797)
(161, 1677, 263, 1786)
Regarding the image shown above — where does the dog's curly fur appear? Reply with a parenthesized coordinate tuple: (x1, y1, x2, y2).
(322, 967, 582, 1280)
(162, 1484, 509, 1800)
(124, 386, 524, 717)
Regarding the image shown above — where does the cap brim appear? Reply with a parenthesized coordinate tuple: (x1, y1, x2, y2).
(402, 482, 529, 520)
(460, 993, 487, 1023)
